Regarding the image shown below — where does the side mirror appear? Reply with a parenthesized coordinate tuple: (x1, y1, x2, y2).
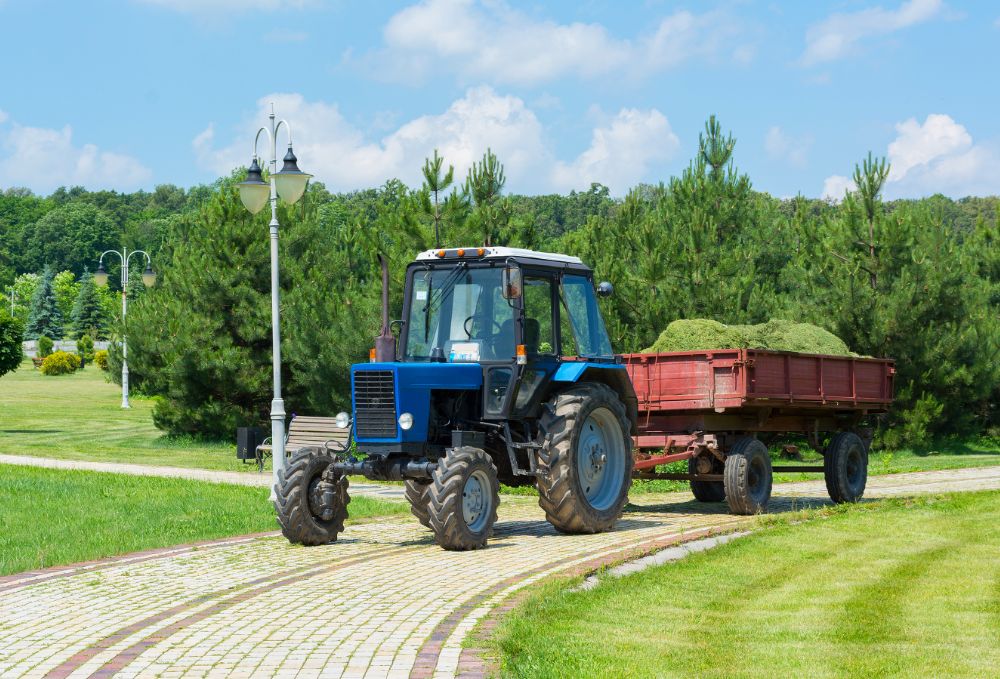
(502, 265, 522, 299)
(597, 281, 614, 298)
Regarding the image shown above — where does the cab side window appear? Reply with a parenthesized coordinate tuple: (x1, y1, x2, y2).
(522, 276, 556, 355)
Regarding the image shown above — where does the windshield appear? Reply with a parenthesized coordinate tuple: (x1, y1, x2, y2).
(404, 266, 515, 362)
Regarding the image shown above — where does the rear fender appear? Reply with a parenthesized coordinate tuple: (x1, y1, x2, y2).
(551, 363, 638, 435)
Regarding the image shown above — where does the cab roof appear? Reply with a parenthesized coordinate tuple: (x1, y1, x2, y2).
(414, 246, 583, 265)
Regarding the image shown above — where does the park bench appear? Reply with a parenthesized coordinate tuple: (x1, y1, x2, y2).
(255, 415, 351, 472)
(31, 356, 44, 369)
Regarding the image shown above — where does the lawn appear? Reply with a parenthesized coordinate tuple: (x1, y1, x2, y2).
(0, 465, 407, 576)
(493, 491, 1000, 678)
(0, 360, 244, 470)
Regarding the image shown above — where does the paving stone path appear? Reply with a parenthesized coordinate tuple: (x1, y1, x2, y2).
(1, 466, 998, 679)
(0, 454, 404, 499)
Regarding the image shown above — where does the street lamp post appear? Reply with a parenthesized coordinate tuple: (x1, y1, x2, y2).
(95, 249, 156, 408)
(236, 104, 312, 496)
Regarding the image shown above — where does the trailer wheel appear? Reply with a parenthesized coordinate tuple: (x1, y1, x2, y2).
(724, 437, 772, 515)
(427, 446, 499, 551)
(537, 383, 634, 534)
(689, 457, 726, 502)
(404, 479, 432, 529)
(824, 432, 868, 503)
(274, 448, 349, 546)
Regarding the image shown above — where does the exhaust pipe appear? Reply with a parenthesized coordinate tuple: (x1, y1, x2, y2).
(374, 254, 396, 362)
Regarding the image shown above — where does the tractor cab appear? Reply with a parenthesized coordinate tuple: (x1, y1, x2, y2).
(398, 247, 618, 421)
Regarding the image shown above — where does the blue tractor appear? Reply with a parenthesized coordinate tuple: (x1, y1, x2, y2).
(274, 247, 638, 550)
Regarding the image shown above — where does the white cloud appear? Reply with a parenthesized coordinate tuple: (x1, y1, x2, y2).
(552, 109, 678, 193)
(822, 175, 856, 200)
(764, 126, 811, 168)
(0, 119, 152, 193)
(135, 0, 314, 12)
(802, 0, 943, 66)
(0, 109, 8, 125)
(194, 88, 680, 195)
(887, 113, 970, 181)
(821, 113, 1000, 199)
(370, 0, 747, 86)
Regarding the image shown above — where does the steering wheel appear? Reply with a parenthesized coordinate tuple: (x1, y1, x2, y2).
(464, 315, 503, 339)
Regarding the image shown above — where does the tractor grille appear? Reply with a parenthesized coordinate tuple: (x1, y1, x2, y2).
(354, 370, 397, 438)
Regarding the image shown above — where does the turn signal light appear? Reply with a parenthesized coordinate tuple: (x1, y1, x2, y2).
(477, 247, 486, 256)
(436, 250, 446, 258)
(516, 344, 527, 365)
(457, 248, 465, 257)
(369, 347, 376, 362)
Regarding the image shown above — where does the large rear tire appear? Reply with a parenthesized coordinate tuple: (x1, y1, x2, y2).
(689, 456, 726, 502)
(536, 383, 634, 534)
(405, 479, 432, 529)
(824, 432, 868, 503)
(723, 437, 772, 515)
(427, 447, 500, 551)
(274, 447, 349, 545)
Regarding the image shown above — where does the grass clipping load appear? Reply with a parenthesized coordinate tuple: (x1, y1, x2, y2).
(643, 319, 855, 356)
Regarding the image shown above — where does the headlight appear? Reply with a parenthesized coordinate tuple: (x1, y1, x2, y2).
(334, 411, 351, 429)
(398, 412, 414, 430)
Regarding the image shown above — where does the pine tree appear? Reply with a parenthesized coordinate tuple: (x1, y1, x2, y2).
(25, 267, 64, 340)
(71, 268, 107, 339)
(463, 149, 510, 246)
(420, 149, 455, 247)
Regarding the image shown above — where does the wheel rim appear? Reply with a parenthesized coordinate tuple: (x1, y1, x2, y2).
(307, 476, 336, 522)
(462, 470, 492, 533)
(576, 407, 626, 511)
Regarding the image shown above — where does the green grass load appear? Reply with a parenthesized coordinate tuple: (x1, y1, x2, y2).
(643, 318, 854, 356)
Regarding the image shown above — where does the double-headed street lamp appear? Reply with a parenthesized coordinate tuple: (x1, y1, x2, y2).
(95, 249, 156, 408)
(237, 104, 312, 493)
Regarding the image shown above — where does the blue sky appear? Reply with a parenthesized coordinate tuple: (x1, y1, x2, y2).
(0, 0, 997, 199)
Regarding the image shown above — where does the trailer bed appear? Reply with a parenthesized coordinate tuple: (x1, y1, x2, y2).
(620, 349, 894, 463)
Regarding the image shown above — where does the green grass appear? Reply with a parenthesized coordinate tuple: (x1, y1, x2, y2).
(0, 360, 244, 470)
(493, 491, 1000, 678)
(0, 465, 407, 576)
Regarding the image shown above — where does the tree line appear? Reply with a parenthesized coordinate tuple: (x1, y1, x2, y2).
(1, 117, 997, 446)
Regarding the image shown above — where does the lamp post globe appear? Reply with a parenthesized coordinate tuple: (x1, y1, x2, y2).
(274, 146, 312, 204)
(142, 266, 157, 287)
(238, 157, 271, 215)
(94, 264, 109, 288)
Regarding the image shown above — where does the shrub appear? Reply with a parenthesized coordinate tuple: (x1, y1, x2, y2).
(77, 333, 95, 363)
(37, 335, 54, 358)
(94, 349, 109, 371)
(40, 350, 82, 376)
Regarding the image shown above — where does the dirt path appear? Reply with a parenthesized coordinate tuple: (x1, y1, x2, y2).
(1, 466, 998, 679)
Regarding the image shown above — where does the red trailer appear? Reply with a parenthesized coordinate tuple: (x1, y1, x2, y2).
(620, 349, 895, 514)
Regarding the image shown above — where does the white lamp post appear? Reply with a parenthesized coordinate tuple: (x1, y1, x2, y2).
(95, 249, 156, 408)
(236, 103, 312, 496)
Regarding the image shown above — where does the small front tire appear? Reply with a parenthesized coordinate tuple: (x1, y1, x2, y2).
(274, 447, 349, 546)
(427, 447, 500, 551)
